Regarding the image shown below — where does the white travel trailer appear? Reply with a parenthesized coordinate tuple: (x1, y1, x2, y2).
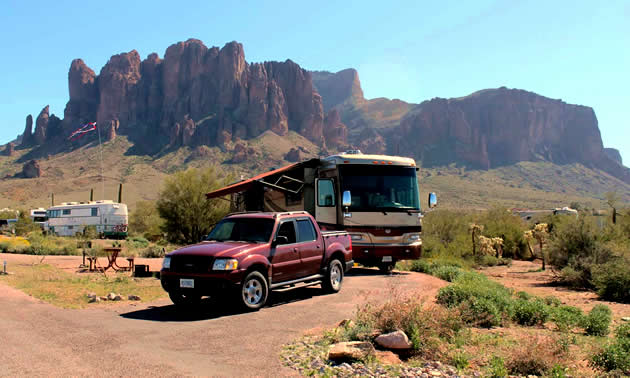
(45, 200, 128, 238)
(30, 208, 48, 228)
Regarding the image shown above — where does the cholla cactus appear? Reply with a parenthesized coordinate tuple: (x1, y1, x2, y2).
(469, 223, 484, 256)
(524, 223, 549, 270)
(491, 237, 504, 258)
(477, 235, 504, 257)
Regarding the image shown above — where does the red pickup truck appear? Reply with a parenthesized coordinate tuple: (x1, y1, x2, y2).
(160, 211, 353, 310)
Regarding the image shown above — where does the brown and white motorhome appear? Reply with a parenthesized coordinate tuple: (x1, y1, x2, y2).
(206, 151, 431, 272)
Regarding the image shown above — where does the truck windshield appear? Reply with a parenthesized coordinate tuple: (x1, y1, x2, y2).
(339, 165, 420, 212)
(205, 218, 275, 243)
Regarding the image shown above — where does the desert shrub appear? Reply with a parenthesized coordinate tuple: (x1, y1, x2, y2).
(13, 211, 40, 236)
(488, 356, 508, 378)
(551, 305, 584, 333)
(433, 265, 463, 282)
(126, 236, 150, 249)
(142, 245, 165, 258)
(449, 351, 470, 370)
(591, 260, 630, 303)
(516, 291, 532, 300)
(437, 271, 513, 326)
(129, 200, 164, 239)
(458, 297, 502, 328)
(544, 295, 562, 307)
(583, 304, 612, 336)
(476, 255, 512, 267)
(0, 238, 30, 253)
(478, 207, 528, 259)
(406, 258, 464, 275)
(506, 336, 566, 376)
(512, 299, 550, 326)
(591, 338, 630, 373)
(615, 323, 630, 340)
(407, 259, 433, 274)
(22, 233, 79, 255)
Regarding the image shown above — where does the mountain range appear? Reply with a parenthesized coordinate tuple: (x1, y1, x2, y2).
(2, 38, 629, 209)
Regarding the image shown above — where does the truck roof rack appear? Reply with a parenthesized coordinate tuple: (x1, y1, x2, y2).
(273, 211, 310, 218)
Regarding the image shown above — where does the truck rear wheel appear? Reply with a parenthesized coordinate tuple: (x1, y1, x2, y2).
(238, 271, 268, 311)
(322, 259, 344, 293)
(169, 290, 201, 308)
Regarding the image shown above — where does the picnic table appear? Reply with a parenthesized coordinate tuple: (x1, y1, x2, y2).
(87, 247, 134, 273)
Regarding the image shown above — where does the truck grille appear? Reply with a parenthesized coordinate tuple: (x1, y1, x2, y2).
(170, 255, 213, 274)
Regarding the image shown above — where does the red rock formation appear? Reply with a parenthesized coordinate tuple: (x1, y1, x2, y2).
(97, 51, 142, 129)
(33, 106, 49, 145)
(22, 160, 41, 178)
(323, 109, 348, 149)
(285, 148, 302, 162)
(358, 128, 386, 155)
(604, 148, 622, 165)
(105, 119, 119, 141)
(312, 69, 364, 111)
(21, 114, 33, 146)
(232, 143, 254, 163)
(63, 59, 98, 135)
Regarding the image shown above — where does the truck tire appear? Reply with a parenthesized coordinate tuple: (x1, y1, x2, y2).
(169, 290, 201, 308)
(322, 259, 344, 294)
(238, 271, 268, 311)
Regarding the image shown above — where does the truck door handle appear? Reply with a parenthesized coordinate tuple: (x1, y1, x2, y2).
(293, 248, 299, 253)
(316, 245, 321, 249)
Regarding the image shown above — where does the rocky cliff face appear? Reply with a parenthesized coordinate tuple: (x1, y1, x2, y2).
(604, 148, 622, 165)
(312, 69, 364, 111)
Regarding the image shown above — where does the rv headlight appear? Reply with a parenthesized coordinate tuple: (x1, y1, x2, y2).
(404, 233, 421, 243)
(213, 258, 239, 271)
(162, 256, 171, 269)
(350, 234, 363, 241)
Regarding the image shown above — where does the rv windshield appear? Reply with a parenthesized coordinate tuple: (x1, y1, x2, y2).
(205, 218, 275, 243)
(339, 165, 420, 212)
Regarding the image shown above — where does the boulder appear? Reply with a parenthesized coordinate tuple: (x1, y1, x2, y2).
(328, 341, 375, 363)
(374, 330, 413, 350)
(285, 148, 301, 162)
(107, 292, 117, 301)
(374, 350, 402, 365)
(22, 160, 41, 178)
(128, 295, 141, 301)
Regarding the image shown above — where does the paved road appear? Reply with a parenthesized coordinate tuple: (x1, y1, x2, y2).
(0, 268, 446, 377)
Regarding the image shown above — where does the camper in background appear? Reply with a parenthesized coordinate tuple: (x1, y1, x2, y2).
(45, 200, 128, 239)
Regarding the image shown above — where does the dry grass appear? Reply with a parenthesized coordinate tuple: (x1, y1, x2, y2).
(0, 262, 165, 308)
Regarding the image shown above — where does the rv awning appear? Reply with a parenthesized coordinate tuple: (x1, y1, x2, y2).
(206, 161, 316, 199)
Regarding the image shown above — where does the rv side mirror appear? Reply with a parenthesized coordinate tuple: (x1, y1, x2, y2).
(342, 191, 352, 207)
(428, 192, 438, 208)
(273, 235, 289, 246)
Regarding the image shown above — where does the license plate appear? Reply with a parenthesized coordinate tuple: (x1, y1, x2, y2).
(382, 256, 393, 262)
(180, 279, 194, 288)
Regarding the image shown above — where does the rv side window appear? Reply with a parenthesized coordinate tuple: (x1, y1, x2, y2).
(91, 208, 98, 217)
(317, 179, 336, 207)
(62, 209, 71, 215)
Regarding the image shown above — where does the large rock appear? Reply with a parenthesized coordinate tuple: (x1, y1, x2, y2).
(33, 106, 49, 145)
(285, 148, 301, 162)
(21, 115, 33, 146)
(22, 160, 41, 178)
(312, 69, 364, 111)
(63, 59, 99, 134)
(4, 143, 15, 156)
(604, 148, 623, 165)
(374, 330, 413, 350)
(327, 341, 375, 362)
(323, 109, 348, 149)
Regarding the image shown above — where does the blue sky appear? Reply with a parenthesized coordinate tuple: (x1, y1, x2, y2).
(1, 0, 628, 163)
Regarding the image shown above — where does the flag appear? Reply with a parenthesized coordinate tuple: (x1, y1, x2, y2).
(68, 122, 97, 141)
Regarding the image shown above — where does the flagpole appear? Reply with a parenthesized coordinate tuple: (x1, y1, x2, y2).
(96, 122, 105, 200)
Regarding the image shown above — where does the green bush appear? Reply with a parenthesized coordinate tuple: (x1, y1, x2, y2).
(591, 260, 630, 303)
(142, 245, 165, 258)
(591, 338, 630, 373)
(408, 259, 433, 274)
(488, 356, 508, 378)
(516, 291, 532, 300)
(615, 323, 630, 340)
(512, 299, 550, 326)
(544, 295, 562, 307)
(433, 265, 463, 282)
(459, 297, 502, 328)
(551, 305, 584, 333)
(583, 304, 612, 336)
(126, 236, 150, 249)
(478, 207, 528, 259)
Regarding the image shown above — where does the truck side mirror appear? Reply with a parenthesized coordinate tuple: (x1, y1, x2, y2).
(273, 235, 289, 246)
(428, 192, 437, 208)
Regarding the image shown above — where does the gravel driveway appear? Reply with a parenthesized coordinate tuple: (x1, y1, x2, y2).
(0, 267, 446, 377)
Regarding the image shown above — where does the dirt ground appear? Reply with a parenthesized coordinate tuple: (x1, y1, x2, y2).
(481, 259, 630, 321)
(0, 254, 447, 377)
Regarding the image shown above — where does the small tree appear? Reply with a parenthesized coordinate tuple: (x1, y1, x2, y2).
(157, 166, 232, 244)
(605, 192, 620, 225)
(129, 200, 163, 239)
(13, 210, 40, 236)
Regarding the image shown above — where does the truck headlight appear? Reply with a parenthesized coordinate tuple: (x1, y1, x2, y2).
(404, 233, 421, 243)
(213, 258, 239, 271)
(162, 256, 171, 269)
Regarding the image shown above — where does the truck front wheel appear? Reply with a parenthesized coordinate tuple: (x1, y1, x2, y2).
(238, 271, 268, 311)
(322, 259, 344, 293)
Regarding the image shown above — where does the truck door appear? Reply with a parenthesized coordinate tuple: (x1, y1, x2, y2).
(315, 178, 337, 226)
(270, 220, 302, 282)
(295, 218, 323, 275)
